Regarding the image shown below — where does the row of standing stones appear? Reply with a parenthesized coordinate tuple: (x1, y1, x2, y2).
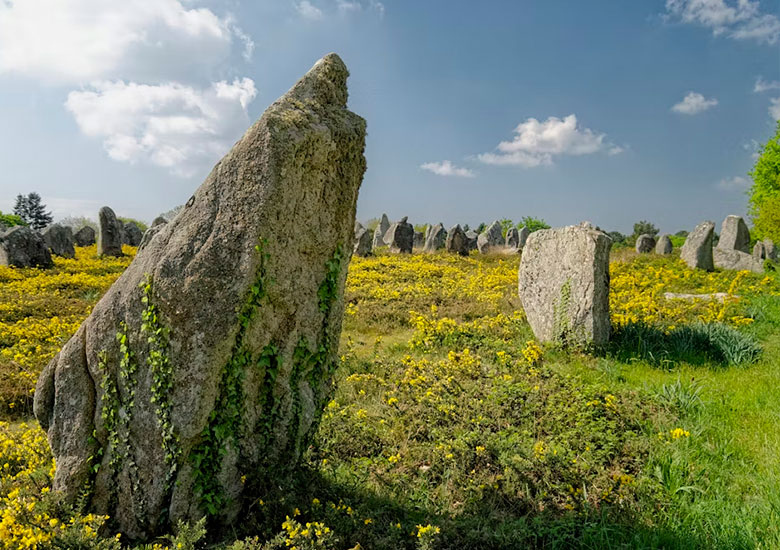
(353, 216, 531, 257)
(21, 53, 779, 541)
(0, 207, 156, 268)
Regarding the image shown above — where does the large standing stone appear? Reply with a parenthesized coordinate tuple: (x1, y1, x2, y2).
(74, 226, 96, 247)
(517, 226, 530, 250)
(505, 227, 519, 249)
(41, 224, 76, 258)
(34, 53, 366, 537)
(372, 213, 390, 248)
(477, 221, 503, 254)
(518, 224, 612, 347)
(424, 223, 447, 253)
(680, 221, 714, 271)
(717, 215, 750, 253)
(445, 225, 469, 256)
(635, 234, 656, 254)
(123, 221, 144, 247)
(353, 227, 373, 257)
(385, 217, 413, 253)
(0, 226, 54, 268)
(98, 207, 124, 257)
(655, 234, 673, 255)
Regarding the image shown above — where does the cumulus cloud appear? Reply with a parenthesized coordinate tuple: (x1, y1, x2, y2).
(770, 97, 780, 120)
(671, 91, 718, 114)
(0, 0, 244, 84)
(65, 79, 257, 177)
(296, 1, 324, 19)
(420, 161, 475, 178)
(298, 0, 384, 19)
(754, 76, 780, 93)
(664, 0, 780, 45)
(717, 176, 751, 190)
(478, 114, 621, 167)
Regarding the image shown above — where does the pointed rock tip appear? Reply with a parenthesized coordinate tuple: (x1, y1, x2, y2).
(286, 52, 350, 107)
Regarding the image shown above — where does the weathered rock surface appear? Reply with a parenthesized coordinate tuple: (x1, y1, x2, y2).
(413, 231, 424, 249)
(123, 222, 144, 247)
(681, 221, 714, 271)
(424, 223, 446, 253)
(718, 215, 750, 253)
(152, 216, 168, 228)
(34, 53, 366, 538)
(385, 217, 413, 253)
(505, 227, 519, 249)
(518, 224, 611, 346)
(635, 234, 656, 253)
(477, 221, 503, 254)
(0, 226, 54, 268)
(98, 207, 124, 257)
(41, 224, 76, 258)
(517, 227, 530, 249)
(714, 248, 764, 273)
(754, 241, 767, 261)
(655, 234, 673, 255)
(372, 213, 390, 248)
(74, 226, 96, 247)
(353, 227, 373, 257)
(445, 225, 469, 256)
(465, 230, 478, 251)
(765, 239, 777, 261)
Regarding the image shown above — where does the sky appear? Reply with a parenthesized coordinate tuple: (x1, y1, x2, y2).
(0, 0, 778, 235)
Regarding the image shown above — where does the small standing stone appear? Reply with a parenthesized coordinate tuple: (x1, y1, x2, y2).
(680, 221, 714, 271)
(446, 224, 470, 256)
(465, 230, 478, 251)
(635, 234, 656, 253)
(151, 216, 168, 228)
(765, 239, 777, 261)
(73, 226, 96, 247)
(754, 241, 767, 261)
(372, 214, 390, 248)
(353, 227, 373, 257)
(424, 223, 447, 253)
(413, 231, 424, 249)
(717, 215, 751, 253)
(655, 234, 673, 255)
(386, 217, 413, 253)
(518, 224, 612, 346)
(97, 207, 124, 257)
(0, 226, 54, 268)
(477, 221, 503, 254)
(41, 224, 76, 258)
(505, 227, 519, 249)
(518, 227, 530, 249)
(714, 248, 764, 273)
(123, 222, 143, 247)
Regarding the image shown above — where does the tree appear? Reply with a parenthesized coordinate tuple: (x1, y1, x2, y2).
(607, 231, 626, 244)
(749, 120, 780, 242)
(499, 218, 514, 238)
(517, 216, 550, 233)
(632, 220, 659, 239)
(0, 211, 26, 229)
(13, 192, 52, 230)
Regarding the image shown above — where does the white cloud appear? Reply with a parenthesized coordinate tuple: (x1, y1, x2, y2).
(65, 78, 257, 177)
(664, 0, 780, 45)
(420, 161, 475, 178)
(671, 91, 718, 114)
(717, 176, 751, 190)
(0, 0, 242, 84)
(754, 76, 780, 93)
(478, 114, 621, 167)
(770, 97, 780, 120)
(296, 1, 324, 19)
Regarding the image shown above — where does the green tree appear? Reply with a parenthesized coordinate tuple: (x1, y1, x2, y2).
(749, 120, 780, 242)
(0, 211, 26, 229)
(13, 192, 52, 230)
(632, 220, 659, 239)
(517, 216, 550, 233)
(499, 218, 514, 238)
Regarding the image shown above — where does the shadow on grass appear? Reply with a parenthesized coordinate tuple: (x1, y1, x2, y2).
(236, 468, 752, 550)
(607, 322, 761, 369)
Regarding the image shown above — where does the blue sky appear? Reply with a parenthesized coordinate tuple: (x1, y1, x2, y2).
(0, 0, 778, 234)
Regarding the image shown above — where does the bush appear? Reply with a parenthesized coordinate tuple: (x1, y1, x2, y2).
(749, 120, 780, 242)
(518, 216, 550, 233)
(0, 211, 26, 229)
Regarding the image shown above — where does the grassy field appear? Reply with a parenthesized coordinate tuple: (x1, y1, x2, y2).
(1, 247, 780, 549)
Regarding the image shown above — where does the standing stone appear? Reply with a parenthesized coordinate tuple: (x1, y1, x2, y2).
(98, 207, 124, 257)
(518, 224, 611, 346)
(754, 241, 767, 261)
(714, 248, 764, 273)
(413, 231, 424, 249)
(372, 213, 390, 248)
(424, 223, 447, 253)
(386, 217, 413, 253)
(445, 224, 469, 256)
(74, 226, 96, 247)
(717, 215, 751, 253)
(41, 224, 76, 258)
(764, 239, 777, 261)
(353, 227, 373, 257)
(680, 221, 715, 271)
(465, 230, 478, 251)
(140, 219, 168, 251)
(152, 216, 168, 228)
(0, 226, 54, 268)
(477, 221, 503, 254)
(123, 222, 143, 247)
(655, 234, 673, 255)
(517, 226, 530, 250)
(34, 53, 366, 537)
(505, 227, 520, 249)
(635, 234, 656, 254)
